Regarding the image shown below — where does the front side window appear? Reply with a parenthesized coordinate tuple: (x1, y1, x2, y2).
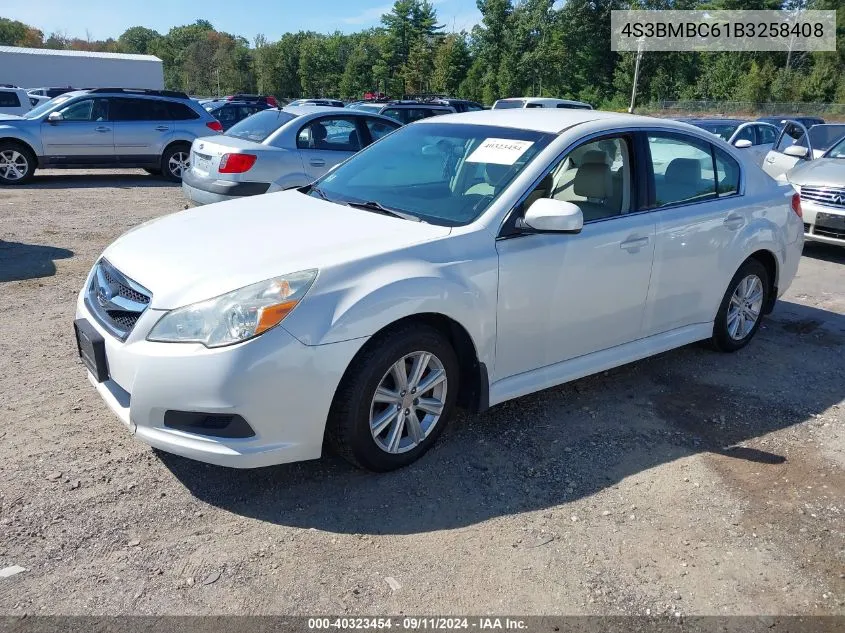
(647, 134, 717, 207)
(775, 122, 808, 153)
(297, 118, 362, 151)
(520, 136, 633, 223)
(24, 95, 72, 119)
(59, 98, 109, 122)
(732, 125, 754, 144)
(757, 124, 777, 144)
(311, 122, 552, 226)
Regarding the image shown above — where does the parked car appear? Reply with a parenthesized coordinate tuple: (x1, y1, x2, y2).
(346, 101, 390, 114)
(762, 122, 845, 181)
(224, 94, 279, 108)
(786, 134, 845, 246)
(0, 88, 222, 185)
(429, 98, 485, 113)
(492, 97, 593, 110)
(288, 98, 345, 108)
(181, 106, 400, 204)
(678, 118, 779, 164)
(202, 99, 271, 131)
(0, 85, 32, 117)
(377, 101, 456, 124)
(28, 86, 76, 99)
(75, 109, 802, 471)
(757, 116, 825, 131)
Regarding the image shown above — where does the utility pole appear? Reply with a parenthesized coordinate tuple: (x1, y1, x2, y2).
(216, 68, 221, 97)
(628, 37, 645, 114)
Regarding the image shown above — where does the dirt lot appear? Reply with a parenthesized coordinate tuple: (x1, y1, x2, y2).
(0, 170, 843, 616)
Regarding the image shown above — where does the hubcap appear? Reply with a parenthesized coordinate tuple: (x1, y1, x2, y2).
(168, 151, 190, 178)
(369, 351, 447, 454)
(0, 150, 28, 181)
(727, 274, 764, 340)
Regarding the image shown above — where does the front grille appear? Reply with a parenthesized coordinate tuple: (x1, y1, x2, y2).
(800, 186, 845, 209)
(813, 225, 845, 240)
(85, 259, 152, 341)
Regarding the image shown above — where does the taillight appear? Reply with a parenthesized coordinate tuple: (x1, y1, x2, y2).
(791, 192, 802, 219)
(266, 96, 278, 108)
(206, 120, 223, 132)
(219, 153, 257, 173)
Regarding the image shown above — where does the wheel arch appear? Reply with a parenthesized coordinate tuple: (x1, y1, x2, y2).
(331, 312, 489, 417)
(0, 136, 38, 160)
(746, 249, 778, 314)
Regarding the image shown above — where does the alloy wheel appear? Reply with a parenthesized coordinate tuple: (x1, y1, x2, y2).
(0, 150, 28, 181)
(727, 274, 764, 340)
(168, 151, 190, 178)
(369, 351, 447, 454)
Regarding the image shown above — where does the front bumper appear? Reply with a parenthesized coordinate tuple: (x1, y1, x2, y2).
(75, 292, 365, 468)
(181, 168, 270, 206)
(801, 200, 845, 246)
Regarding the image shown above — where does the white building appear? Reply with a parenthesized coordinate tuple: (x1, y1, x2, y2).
(0, 45, 164, 90)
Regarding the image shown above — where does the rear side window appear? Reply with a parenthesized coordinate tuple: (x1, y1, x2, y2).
(167, 101, 200, 120)
(0, 91, 21, 107)
(714, 148, 740, 196)
(380, 108, 405, 123)
(526, 103, 544, 108)
(297, 117, 361, 151)
(110, 98, 169, 121)
(647, 134, 717, 207)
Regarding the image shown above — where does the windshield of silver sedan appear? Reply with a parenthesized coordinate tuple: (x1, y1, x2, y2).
(827, 136, 845, 159)
(307, 122, 553, 226)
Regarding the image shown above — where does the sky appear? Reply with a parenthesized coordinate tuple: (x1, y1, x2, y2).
(2, 0, 484, 43)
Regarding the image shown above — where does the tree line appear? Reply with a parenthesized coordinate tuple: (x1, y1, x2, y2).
(2, 0, 843, 107)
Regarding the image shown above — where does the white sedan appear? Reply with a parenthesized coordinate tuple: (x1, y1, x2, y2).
(74, 110, 803, 471)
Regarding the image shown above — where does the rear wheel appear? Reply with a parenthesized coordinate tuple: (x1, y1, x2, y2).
(160, 144, 191, 181)
(711, 259, 769, 352)
(0, 143, 36, 185)
(327, 324, 459, 471)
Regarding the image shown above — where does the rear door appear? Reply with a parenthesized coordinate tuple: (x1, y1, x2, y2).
(763, 121, 809, 180)
(111, 97, 173, 165)
(296, 116, 364, 180)
(40, 97, 113, 163)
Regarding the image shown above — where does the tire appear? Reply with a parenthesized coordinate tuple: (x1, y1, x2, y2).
(0, 142, 36, 185)
(710, 259, 769, 352)
(144, 168, 162, 176)
(327, 323, 459, 471)
(160, 144, 191, 182)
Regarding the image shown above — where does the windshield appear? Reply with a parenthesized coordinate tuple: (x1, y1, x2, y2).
(695, 122, 739, 141)
(347, 103, 383, 113)
(807, 125, 845, 152)
(493, 100, 525, 110)
(23, 95, 72, 119)
(225, 109, 296, 142)
(310, 122, 552, 226)
(824, 135, 845, 158)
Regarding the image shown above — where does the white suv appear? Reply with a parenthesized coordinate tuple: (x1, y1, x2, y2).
(75, 109, 803, 471)
(0, 86, 33, 117)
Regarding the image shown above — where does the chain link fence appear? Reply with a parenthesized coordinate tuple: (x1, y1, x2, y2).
(648, 100, 845, 118)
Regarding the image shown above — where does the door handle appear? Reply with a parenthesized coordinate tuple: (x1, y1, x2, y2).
(724, 214, 745, 230)
(765, 156, 775, 163)
(155, 125, 170, 131)
(309, 159, 326, 167)
(620, 236, 650, 250)
(94, 126, 110, 132)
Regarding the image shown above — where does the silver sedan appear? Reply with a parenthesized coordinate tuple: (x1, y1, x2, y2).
(182, 106, 400, 205)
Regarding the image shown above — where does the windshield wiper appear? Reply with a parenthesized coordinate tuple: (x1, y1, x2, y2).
(345, 200, 423, 222)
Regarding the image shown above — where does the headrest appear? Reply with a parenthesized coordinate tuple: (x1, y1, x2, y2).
(573, 162, 611, 199)
(665, 158, 701, 183)
(311, 123, 328, 141)
(581, 149, 609, 164)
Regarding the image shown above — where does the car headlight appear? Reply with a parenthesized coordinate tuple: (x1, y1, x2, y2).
(147, 270, 317, 347)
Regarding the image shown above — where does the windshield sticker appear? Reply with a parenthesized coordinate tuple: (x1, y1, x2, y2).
(466, 138, 535, 165)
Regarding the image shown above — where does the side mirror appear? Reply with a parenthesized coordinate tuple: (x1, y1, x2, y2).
(733, 139, 752, 149)
(783, 145, 809, 159)
(47, 111, 64, 124)
(522, 198, 583, 233)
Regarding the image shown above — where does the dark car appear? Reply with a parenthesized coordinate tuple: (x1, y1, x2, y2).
(757, 116, 825, 130)
(429, 98, 484, 113)
(288, 98, 346, 108)
(202, 100, 272, 131)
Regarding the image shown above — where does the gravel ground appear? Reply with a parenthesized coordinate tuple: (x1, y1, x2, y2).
(0, 169, 843, 616)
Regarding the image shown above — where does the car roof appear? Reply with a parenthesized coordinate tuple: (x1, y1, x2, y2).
(683, 118, 746, 125)
(382, 102, 453, 109)
(418, 109, 655, 133)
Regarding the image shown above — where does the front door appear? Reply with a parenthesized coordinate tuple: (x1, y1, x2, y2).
(495, 134, 656, 380)
(296, 116, 363, 181)
(40, 97, 113, 164)
(762, 121, 810, 180)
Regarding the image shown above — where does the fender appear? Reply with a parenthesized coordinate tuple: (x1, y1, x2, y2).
(0, 124, 44, 157)
(281, 232, 499, 371)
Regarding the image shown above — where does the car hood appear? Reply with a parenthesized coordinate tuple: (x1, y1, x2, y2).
(0, 113, 24, 122)
(102, 190, 452, 309)
(788, 158, 845, 187)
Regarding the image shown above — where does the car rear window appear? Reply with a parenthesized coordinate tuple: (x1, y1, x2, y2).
(0, 91, 21, 108)
(167, 102, 200, 120)
(493, 100, 525, 109)
(226, 109, 297, 142)
(807, 125, 845, 152)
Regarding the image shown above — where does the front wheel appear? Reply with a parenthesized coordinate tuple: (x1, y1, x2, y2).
(711, 259, 769, 352)
(160, 144, 191, 182)
(327, 324, 459, 471)
(0, 143, 36, 185)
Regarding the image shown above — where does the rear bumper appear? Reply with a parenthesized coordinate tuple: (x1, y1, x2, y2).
(802, 199, 845, 246)
(182, 168, 270, 205)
